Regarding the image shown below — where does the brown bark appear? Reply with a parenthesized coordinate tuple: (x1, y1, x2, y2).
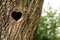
(0, 0, 44, 40)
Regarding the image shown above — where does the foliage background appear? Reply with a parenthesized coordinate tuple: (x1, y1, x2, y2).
(35, 6, 60, 40)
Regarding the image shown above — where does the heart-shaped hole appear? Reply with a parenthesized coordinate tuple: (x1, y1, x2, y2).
(11, 11, 22, 21)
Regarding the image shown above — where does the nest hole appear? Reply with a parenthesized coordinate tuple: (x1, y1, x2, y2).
(11, 11, 22, 21)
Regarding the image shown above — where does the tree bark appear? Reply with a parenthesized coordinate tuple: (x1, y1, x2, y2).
(0, 0, 44, 40)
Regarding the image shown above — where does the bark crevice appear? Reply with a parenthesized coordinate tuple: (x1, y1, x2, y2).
(0, 0, 44, 40)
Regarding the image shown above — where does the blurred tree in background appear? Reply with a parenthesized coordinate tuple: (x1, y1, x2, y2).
(35, 6, 60, 40)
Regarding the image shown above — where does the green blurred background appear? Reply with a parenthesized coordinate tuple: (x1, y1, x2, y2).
(35, 0, 60, 40)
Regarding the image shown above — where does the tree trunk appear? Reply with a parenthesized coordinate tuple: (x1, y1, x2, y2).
(0, 0, 44, 40)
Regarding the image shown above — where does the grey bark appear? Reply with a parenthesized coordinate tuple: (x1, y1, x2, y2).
(0, 0, 44, 40)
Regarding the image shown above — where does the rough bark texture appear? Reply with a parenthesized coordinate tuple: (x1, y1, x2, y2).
(0, 0, 44, 40)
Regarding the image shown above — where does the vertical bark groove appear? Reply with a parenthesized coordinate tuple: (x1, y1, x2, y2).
(0, 0, 44, 40)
